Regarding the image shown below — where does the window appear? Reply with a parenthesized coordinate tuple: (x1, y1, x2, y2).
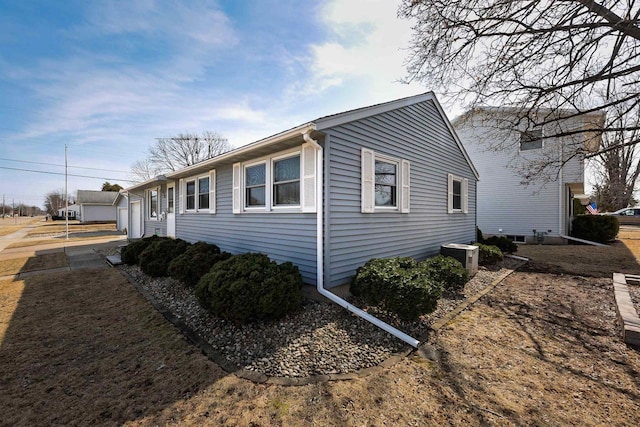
(448, 174, 468, 214)
(375, 159, 397, 207)
(361, 148, 410, 213)
(245, 163, 266, 207)
(233, 145, 317, 213)
(180, 171, 216, 213)
(198, 177, 210, 210)
(506, 235, 526, 243)
(148, 189, 158, 219)
(167, 186, 174, 213)
(186, 180, 196, 210)
(273, 155, 300, 206)
(520, 129, 543, 150)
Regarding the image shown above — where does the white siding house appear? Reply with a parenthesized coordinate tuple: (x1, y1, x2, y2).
(76, 190, 120, 223)
(453, 107, 604, 243)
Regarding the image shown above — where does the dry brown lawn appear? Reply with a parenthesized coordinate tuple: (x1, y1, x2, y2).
(5, 237, 106, 249)
(0, 253, 67, 276)
(0, 233, 640, 425)
(0, 217, 42, 237)
(27, 222, 116, 236)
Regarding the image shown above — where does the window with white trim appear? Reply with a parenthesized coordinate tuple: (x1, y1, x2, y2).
(273, 154, 300, 206)
(361, 148, 410, 213)
(245, 162, 266, 208)
(232, 144, 317, 213)
(167, 186, 174, 213)
(180, 171, 216, 213)
(148, 188, 158, 220)
(448, 173, 468, 214)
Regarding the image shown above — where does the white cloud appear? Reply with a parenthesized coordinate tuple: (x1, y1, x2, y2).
(304, 0, 421, 101)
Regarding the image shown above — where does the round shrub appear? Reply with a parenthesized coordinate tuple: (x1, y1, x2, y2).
(138, 238, 191, 277)
(483, 236, 517, 254)
(169, 245, 232, 287)
(121, 235, 164, 265)
(195, 253, 304, 323)
(571, 214, 619, 243)
(421, 255, 469, 293)
(351, 257, 442, 321)
(478, 243, 503, 266)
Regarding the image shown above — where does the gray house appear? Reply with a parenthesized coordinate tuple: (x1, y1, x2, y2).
(76, 190, 121, 223)
(126, 93, 479, 289)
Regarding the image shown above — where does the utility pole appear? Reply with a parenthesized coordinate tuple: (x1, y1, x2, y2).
(65, 144, 69, 240)
(2, 194, 4, 220)
(13, 198, 15, 224)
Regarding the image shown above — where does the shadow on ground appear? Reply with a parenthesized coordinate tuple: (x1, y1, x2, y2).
(0, 257, 228, 425)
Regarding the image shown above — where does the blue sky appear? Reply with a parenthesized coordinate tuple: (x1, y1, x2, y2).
(0, 0, 440, 208)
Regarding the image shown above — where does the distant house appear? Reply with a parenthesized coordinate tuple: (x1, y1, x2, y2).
(126, 92, 479, 288)
(56, 204, 80, 219)
(76, 190, 124, 223)
(453, 107, 605, 244)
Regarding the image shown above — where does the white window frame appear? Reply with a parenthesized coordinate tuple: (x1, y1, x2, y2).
(272, 152, 301, 209)
(147, 187, 159, 220)
(448, 173, 468, 214)
(166, 184, 175, 214)
(361, 148, 410, 214)
(373, 154, 400, 210)
(180, 171, 216, 214)
(233, 145, 316, 214)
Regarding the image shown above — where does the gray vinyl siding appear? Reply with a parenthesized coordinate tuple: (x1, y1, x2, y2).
(323, 100, 477, 288)
(142, 184, 167, 237)
(175, 161, 317, 285)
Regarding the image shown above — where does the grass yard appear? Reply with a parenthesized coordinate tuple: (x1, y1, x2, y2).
(0, 253, 67, 276)
(0, 217, 42, 237)
(26, 222, 117, 236)
(0, 230, 639, 425)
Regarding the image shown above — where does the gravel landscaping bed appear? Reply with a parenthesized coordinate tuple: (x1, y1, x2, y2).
(106, 250, 523, 378)
(627, 280, 640, 316)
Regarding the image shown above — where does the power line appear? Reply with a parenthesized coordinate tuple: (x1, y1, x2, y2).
(0, 165, 137, 183)
(0, 156, 131, 173)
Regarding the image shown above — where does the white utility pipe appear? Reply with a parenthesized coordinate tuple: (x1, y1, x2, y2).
(302, 130, 420, 348)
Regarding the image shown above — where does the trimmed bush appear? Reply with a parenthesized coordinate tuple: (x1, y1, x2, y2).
(168, 243, 232, 287)
(571, 214, 619, 243)
(422, 255, 469, 293)
(138, 238, 191, 277)
(483, 236, 518, 254)
(351, 257, 442, 321)
(195, 253, 304, 323)
(478, 243, 503, 266)
(121, 235, 164, 265)
(476, 227, 485, 244)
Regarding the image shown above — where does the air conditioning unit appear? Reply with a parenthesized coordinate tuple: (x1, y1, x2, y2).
(440, 243, 479, 276)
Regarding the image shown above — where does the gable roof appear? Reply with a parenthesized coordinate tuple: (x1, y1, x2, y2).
(76, 190, 119, 205)
(127, 92, 478, 191)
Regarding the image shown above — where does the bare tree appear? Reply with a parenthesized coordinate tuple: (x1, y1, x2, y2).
(590, 104, 640, 211)
(400, 0, 640, 172)
(130, 158, 163, 182)
(148, 132, 231, 173)
(44, 189, 74, 216)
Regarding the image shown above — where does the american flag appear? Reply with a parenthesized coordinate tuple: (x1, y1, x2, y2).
(586, 202, 599, 215)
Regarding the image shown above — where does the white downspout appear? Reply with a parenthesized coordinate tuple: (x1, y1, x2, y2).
(302, 130, 420, 348)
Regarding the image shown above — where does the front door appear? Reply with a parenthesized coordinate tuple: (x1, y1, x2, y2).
(130, 201, 142, 238)
(167, 184, 176, 238)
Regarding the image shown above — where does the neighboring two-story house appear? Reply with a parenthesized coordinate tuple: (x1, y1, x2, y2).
(454, 107, 605, 244)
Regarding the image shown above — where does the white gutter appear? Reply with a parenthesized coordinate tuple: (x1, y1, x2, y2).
(302, 130, 420, 348)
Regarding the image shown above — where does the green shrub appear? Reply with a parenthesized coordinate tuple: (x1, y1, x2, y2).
(168, 243, 232, 287)
(195, 253, 304, 323)
(478, 243, 503, 266)
(138, 238, 191, 277)
(351, 257, 442, 321)
(121, 235, 164, 265)
(483, 236, 517, 254)
(571, 214, 619, 243)
(422, 255, 469, 293)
